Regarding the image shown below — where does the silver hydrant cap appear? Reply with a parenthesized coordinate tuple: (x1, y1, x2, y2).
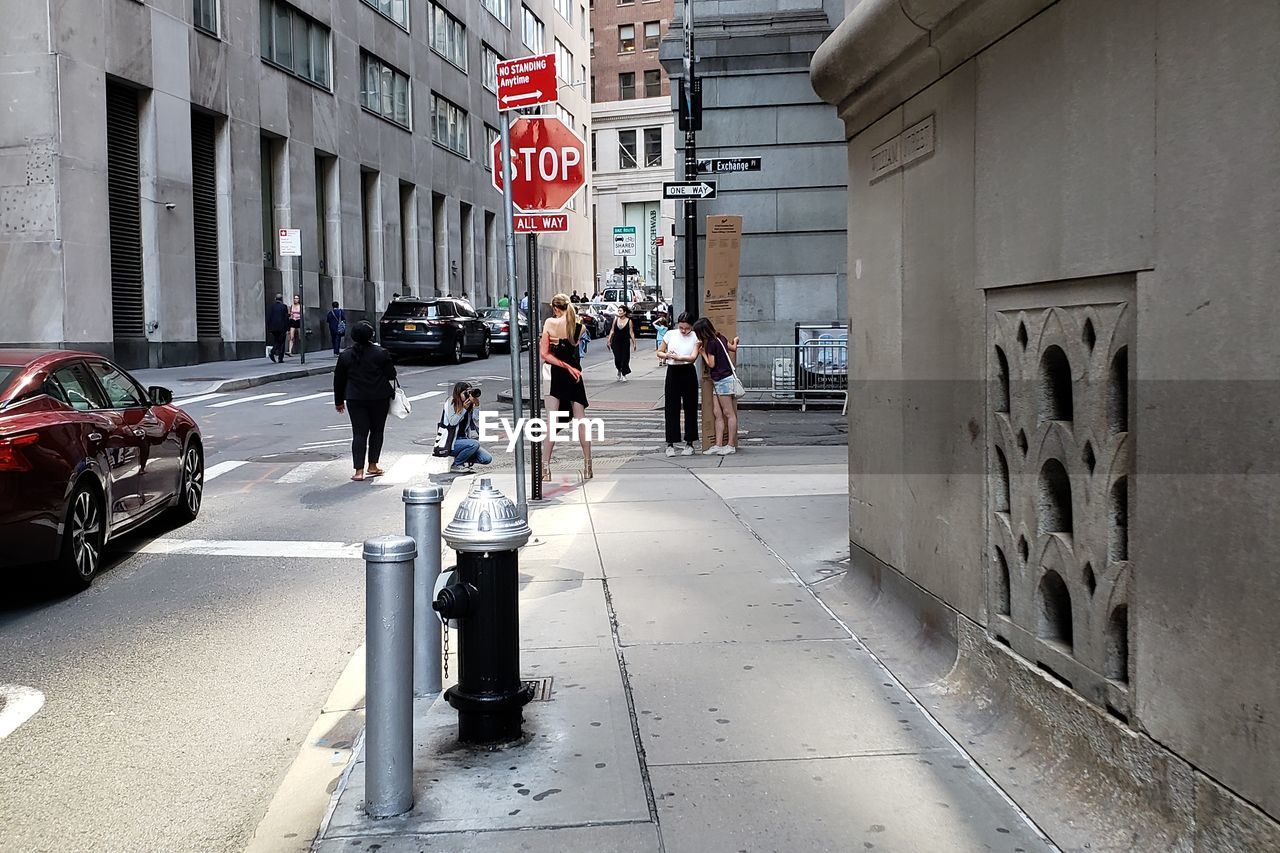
(442, 478, 531, 553)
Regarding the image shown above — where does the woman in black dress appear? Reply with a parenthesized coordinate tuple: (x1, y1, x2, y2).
(539, 293, 593, 480)
(607, 305, 637, 381)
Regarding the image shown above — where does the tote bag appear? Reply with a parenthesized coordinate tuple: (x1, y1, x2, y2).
(390, 381, 412, 419)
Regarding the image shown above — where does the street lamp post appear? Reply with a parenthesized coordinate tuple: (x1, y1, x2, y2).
(681, 0, 699, 320)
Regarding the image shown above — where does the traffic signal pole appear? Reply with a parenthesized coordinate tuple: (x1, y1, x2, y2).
(499, 117, 528, 517)
(682, 0, 698, 320)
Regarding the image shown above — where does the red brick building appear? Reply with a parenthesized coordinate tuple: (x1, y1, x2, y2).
(590, 0, 672, 103)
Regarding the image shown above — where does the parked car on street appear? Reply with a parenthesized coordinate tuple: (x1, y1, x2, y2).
(0, 350, 203, 587)
(478, 307, 530, 352)
(576, 304, 606, 340)
(378, 297, 491, 362)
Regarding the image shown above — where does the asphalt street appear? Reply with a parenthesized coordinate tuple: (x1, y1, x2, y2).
(0, 342, 841, 852)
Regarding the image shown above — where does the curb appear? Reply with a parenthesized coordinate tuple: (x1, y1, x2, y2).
(212, 363, 336, 393)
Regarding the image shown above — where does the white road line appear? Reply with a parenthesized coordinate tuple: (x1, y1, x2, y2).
(0, 685, 45, 740)
(208, 392, 287, 408)
(298, 439, 348, 448)
(322, 424, 352, 432)
(266, 392, 332, 406)
(381, 453, 445, 485)
(204, 460, 249, 482)
(173, 392, 229, 407)
(277, 461, 333, 483)
(134, 539, 362, 559)
(406, 390, 445, 403)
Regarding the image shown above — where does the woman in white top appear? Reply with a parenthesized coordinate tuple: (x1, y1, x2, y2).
(656, 312, 703, 456)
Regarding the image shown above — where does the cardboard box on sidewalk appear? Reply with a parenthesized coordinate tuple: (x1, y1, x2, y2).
(700, 216, 742, 448)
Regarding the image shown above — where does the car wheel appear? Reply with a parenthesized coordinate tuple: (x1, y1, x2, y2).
(478, 334, 491, 359)
(451, 338, 464, 364)
(170, 442, 204, 524)
(58, 482, 104, 589)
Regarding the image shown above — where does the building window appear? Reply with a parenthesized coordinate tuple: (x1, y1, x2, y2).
(482, 0, 510, 26)
(194, 0, 218, 35)
(556, 105, 576, 131)
(482, 44, 503, 93)
(644, 127, 661, 167)
(521, 6, 545, 52)
(555, 40, 573, 83)
(618, 72, 635, 100)
(589, 28, 595, 57)
(361, 0, 407, 29)
(432, 94, 470, 157)
(618, 129, 637, 169)
(643, 20, 660, 50)
(579, 5, 586, 38)
(643, 68, 661, 98)
(553, 0, 571, 24)
(484, 125, 500, 168)
(617, 0, 633, 6)
(591, 131, 597, 171)
(590, 75, 597, 101)
(260, 0, 331, 89)
(360, 52, 411, 129)
(430, 3, 467, 69)
(618, 24, 635, 53)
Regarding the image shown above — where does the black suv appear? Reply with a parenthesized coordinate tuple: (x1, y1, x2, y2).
(378, 297, 491, 362)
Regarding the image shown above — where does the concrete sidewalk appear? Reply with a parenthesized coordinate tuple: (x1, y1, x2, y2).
(312, 446, 1054, 852)
(131, 352, 338, 398)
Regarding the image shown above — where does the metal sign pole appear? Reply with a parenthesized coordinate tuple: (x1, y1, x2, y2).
(682, 0, 699, 320)
(298, 261, 306, 364)
(499, 116, 528, 517)
(528, 232, 543, 500)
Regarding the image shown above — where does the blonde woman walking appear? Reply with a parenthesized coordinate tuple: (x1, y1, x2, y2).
(540, 293, 594, 479)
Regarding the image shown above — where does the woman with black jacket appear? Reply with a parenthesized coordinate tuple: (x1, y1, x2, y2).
(334, 321, 397, 481)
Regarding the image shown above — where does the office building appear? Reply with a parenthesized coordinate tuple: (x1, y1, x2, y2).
(0, 0, 592, 367)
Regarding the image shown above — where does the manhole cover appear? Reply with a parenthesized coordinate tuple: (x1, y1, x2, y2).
(522, 676, 554, 702)
(249, 450, 338, 463)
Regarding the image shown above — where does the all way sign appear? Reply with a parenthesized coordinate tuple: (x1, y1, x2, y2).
(662, 180, 717, 200)
(496, 53, 558, 111)
(514, 213, 569, 233)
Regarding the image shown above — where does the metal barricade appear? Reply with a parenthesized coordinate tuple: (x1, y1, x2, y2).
(732, 342, 848, 413)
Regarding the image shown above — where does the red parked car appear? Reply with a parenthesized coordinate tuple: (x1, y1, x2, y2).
(0, 350, 203, 587)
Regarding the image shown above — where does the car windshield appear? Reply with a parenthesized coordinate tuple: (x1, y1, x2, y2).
(383, 302, 441, 319)
(481, 309, 509, 320)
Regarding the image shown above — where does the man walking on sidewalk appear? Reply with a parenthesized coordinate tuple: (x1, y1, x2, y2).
(266, 294, 289, 362)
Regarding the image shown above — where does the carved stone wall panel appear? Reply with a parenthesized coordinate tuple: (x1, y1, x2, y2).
(987, 277, 1135, 718)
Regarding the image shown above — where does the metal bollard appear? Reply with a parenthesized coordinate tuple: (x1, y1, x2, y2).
(363, 535, 417, 817)
(403, 484, 445, 697)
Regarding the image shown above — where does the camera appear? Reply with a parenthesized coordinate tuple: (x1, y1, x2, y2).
(469, 388, 482, 398)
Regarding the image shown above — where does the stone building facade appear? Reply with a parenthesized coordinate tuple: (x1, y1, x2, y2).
(812, 0, 1279, 847)
(0, 0, 592, 368)
(589, 0, 673, 296)
(659, 0, 847, 344)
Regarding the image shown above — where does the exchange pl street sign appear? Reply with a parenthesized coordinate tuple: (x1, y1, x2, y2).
(496, 53, 558, 111)
(662, 180, 717, 200)
(613, 226, 637, 256)
(514, 213, 569, 233)
(696, 157, 762, 174)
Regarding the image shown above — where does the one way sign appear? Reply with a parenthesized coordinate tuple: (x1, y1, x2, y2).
(662, 180, 718, 200)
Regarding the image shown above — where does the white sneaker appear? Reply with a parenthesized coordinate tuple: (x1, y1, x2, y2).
(621, 375, 628, 382)
(681, 444, 694, 456)
(665, 445, 677, 457)
(703, 445, 723, 455)
(718, 445, 737, 455)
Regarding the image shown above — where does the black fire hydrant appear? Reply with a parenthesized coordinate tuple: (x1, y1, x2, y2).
(433, 478, 534, 744)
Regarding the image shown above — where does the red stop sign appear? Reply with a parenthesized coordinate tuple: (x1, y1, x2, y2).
(491, 117, 586, 213)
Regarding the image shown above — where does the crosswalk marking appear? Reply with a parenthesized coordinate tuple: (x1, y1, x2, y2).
(174, 392, 229, 407)
(277, 461, 333, 483)
(407, 390, 445, 403)
(208, 392, 287, 408)
(266, 392, 331, 406)
(134, 539, 361, 559)
(382, 453, 446, 484)
(204, 460, 249, 482)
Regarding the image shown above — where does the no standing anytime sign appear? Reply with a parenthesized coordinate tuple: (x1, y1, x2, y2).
(496, 53, 558, 111)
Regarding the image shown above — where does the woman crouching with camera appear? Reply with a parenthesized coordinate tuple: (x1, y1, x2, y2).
(433, 381, 492, 473)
